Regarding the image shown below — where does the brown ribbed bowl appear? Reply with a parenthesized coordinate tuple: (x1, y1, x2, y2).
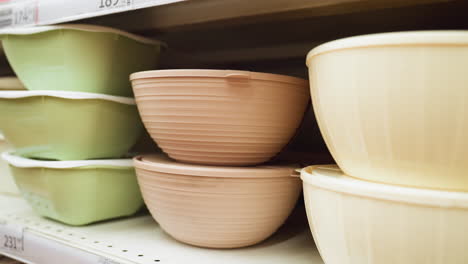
(130, 69, 309, 166)
(133, 154, 302, 248)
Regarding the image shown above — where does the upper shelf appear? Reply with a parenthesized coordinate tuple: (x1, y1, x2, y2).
(0, 0, 185, 28)
(0, 0, 464, 30)
(0, 0, 467, 74)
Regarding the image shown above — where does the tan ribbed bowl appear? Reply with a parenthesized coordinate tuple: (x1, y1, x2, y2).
(130, 69, 309, 166)
(133, 154, 302, 248)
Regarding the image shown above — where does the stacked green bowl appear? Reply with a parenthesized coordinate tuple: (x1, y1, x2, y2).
(0, 24, 164, 225)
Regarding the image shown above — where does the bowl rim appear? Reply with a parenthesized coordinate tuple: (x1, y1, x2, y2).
(0, 24, 165, 46)
(306, 30, 468, 66)
(133, 154, 299, 178)
(0, 90, 136, 105)
(301, 165, 468, 208)
(130, 69, 309, 86)
(1, 152, 134, 169)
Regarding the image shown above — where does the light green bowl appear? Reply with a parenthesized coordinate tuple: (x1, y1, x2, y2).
(0, 90, 143, 160)
(2, 152, 143, 226)
(1, 24, 164, 97)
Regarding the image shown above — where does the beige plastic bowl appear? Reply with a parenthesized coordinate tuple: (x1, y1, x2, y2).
(134, 154, 302, 248)
(301, 165, 468, 264)
(0, 77, 26, 90)
(130, 69, 309, 166)
(307, 31, 468, 191)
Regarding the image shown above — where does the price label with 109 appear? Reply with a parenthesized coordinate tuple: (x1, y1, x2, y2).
(98, 0, 132, 10)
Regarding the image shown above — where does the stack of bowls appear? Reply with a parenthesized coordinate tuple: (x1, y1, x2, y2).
(0, 24, 164, 225)
(0, 77, 24, 195)
(302, 31, 468, 263)
(130, 69, 311, 248)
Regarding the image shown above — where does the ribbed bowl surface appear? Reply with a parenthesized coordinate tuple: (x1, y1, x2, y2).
(135, 167, 301, 248)
(132, 76, 309, 166)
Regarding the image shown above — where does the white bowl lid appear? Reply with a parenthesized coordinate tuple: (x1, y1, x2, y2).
(0, 24, 165, 46)
(1, 152, 133, 168)
(301, 165, 468, 209)
(0, 90, 136, 105)
(134, 154, 298, 178)
(306, 30, 468, 66)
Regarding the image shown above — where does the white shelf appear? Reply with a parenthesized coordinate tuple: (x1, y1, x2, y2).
(0, 194, 323, 264)
(0, 0, 185, 29)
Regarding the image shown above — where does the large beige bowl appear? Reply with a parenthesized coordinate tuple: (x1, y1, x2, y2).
(307, 31, 468, 191)
(130, 69, 309, 166)
(133, 154, 301, 248)
(301, 165, 468, 264)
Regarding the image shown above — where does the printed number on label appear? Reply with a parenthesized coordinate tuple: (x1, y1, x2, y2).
(98, 0, 131, 9)
(0, 220, 25, 253)
(13, 4, 35, 26)
(3, 235, 23, 252)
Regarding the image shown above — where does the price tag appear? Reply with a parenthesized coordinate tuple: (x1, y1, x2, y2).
(12, 2, 36, 26)
(0, 1, 36, 28)
(97, 0, 132, 11)
(0, 220, 25, 254)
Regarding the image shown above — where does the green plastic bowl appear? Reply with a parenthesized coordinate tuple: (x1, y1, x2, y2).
(2, 152, 143, 226)
(0, 90, 143, 160)
(1, 24, 164, 96)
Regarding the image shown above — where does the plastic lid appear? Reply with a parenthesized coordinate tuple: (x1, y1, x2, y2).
(306, 30, 468, 66)
(301, 165, 468, 209)
(1, 152, 133, 169)
(134, 154, 297, 178)
(130, 69, 308, 86)
(0, 90, 135, 105)
(0, 24, 165, 46)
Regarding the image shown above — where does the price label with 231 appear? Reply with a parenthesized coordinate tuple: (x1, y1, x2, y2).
(0, 220, 25, 253)
(3, 234, 24, 252)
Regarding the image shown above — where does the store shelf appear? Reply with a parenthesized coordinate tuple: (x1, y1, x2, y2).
(0, 0, 185, 28)
(0, 0, 460, 30)
(0, 194, 322, 264)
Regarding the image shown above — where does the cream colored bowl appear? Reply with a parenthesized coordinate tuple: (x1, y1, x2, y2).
(301, 165, 468, 264)
(307, 31, 468, 191)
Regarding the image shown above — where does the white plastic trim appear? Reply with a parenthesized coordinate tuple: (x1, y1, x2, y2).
(0, 24, 165, 46)
(301, 165, 468, 208)
(0, 90, 136, 105)
(1, 152, 134, 168)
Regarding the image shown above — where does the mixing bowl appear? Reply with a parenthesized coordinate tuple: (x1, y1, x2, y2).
(301, 165, 468, 264)
(0, 90, 142, 160)
(2, 152, 143, 226)
(131, 69, 309, 166)
(1, 24, 163, 96)
(307, 31, 468, 191)
(134, 154, 302, 248)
